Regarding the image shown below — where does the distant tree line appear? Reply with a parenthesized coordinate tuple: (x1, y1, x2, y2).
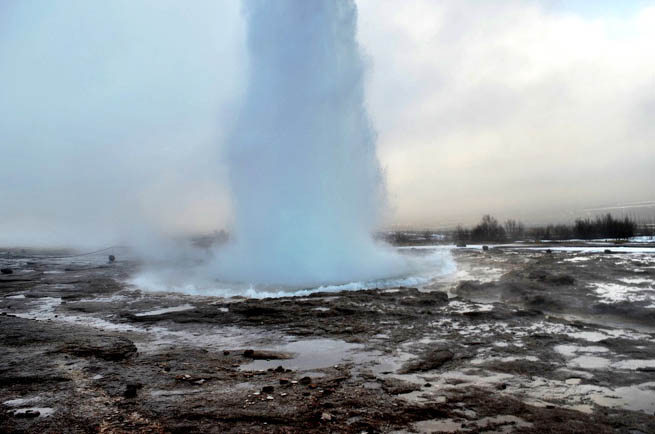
(455, 213, 639, 243)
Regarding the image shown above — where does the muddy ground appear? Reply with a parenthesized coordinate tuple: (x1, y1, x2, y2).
(1, 244, 655, 433)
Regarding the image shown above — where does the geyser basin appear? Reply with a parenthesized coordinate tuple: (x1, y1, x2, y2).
(132, 247, 455, 298)
(206, 0, 431, 290)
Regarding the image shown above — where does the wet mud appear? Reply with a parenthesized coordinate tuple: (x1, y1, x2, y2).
(1, 245, 655, 433)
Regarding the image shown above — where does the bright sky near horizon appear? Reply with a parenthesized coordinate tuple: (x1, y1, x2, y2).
(0, 0, 654, 246)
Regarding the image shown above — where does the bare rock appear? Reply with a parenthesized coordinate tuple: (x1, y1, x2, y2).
(58, 336, 137, 361)
(399, 348, 454, 373)
(381, 378, 421, 395)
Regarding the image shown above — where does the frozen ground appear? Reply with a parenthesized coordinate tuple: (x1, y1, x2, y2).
(1, 243, 654, 433)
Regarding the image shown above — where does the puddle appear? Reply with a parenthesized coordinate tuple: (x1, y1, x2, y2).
(510, 376, 655, 414)
(569, 356, 610, 369)
(406, 415, 532, 433)
(3, 397, 42, 407)
(239, 338, 368, 371)
(554, 344, 609, 358)
(11, 407, 54, 418)
(591, 282, 654, 304)
(563, 256, 592, 263)
(135, 304, 195, 317)
(447, 300, 494, 314)
(588, 382, 655, 413)
(410, 418, 462, 433)
(619, 277, 654, 285)
(611, 359, 655, 370)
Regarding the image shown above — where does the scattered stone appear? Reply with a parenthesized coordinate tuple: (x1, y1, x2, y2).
(124, 383, 142, 398)
(279, 378, 289, 385)
(262, 385, 274, 393)
(266, 395, 274, 400)
(108, 255, 115, 262)
(275, 365, 285, 372)
(223, 350, 230, 355)
(482, 245, 489, 251)
(299, 376, 312, 385)
(321, 412, 333, 421)
(1, 268, 13, 274)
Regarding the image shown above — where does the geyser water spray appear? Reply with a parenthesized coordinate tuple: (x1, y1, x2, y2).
(212, 0, 407, 288)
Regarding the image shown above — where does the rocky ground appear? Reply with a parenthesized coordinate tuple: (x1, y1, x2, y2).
(1, 244, 655, 433)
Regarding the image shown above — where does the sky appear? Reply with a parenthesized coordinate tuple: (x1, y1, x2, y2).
(0, 0, 654, 247)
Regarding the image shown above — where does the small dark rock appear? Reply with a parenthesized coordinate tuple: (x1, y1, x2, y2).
(223, 350, 230, 355)
(1, 268, 13, 275)
(14, 409, 40, 418)
(424, 383, 432, 387)
(262, 385, 274, 393)
(108, 255, 116, 262)
(275, 365, 285, 373)
(124, 383, 142, 398)
(604, 249, 613, 254)
(299, 376, 312, 385)
(482, 245, 489, 251)
(279, 378, 290, 385)
(243, 349, 290, 360)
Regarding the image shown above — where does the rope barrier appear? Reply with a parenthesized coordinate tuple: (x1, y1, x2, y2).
(35, 246, 126, 259)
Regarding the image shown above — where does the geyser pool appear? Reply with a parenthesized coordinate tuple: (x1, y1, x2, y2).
(211, 0, 407, 288)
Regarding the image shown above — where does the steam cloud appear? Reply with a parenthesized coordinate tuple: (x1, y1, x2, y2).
(210, 0, 406, 288)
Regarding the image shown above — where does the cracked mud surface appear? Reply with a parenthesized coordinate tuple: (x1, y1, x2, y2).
(1, 245, 655, 433)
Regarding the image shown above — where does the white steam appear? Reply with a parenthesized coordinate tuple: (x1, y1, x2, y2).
(209, 0, 406, 288)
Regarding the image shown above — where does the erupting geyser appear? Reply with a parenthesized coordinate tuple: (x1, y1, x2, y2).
(213, 0, 406, 288)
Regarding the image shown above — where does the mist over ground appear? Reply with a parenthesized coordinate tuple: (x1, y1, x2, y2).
(1, 0, 654, 249)
(0, 0, 245, 249)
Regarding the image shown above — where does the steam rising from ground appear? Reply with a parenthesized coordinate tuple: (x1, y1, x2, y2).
(209, 0, 407, 288)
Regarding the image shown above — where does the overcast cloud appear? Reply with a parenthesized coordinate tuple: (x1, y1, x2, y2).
(0, 0, 654, 247)
(358, 0, 655, 226)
